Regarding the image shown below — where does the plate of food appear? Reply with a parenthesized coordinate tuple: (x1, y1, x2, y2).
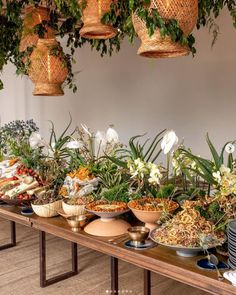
(84, 200, 131, 237)
(150, 201, 226, 257)
(128, 197, 179, 230)
(85, 200, 129, 219)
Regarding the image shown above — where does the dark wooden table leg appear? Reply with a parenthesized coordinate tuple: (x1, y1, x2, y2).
(144, 269, 151, 295)
(39, 230, 78, 288)
(111, 256, 118, 295)
(0, 221, 16, 251)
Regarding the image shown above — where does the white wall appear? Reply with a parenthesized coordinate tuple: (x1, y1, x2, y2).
(0, 10, 236, 158)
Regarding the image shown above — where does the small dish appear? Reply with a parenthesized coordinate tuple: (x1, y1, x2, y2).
(124, 239, 156, 250)
(21, 207, 34, 216)
(197, 258, 229, 270)
(67, 215, 87, 232)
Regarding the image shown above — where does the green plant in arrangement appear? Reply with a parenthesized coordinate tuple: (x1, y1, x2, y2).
(0, 119, 39, 158)
(93, 159, 130, 203)
(177, 134, 236, 187)
(107, 131, 170, 198)
(175, 134, 236, 228)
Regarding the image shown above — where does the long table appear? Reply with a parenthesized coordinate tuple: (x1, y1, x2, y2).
(0, 205, 235, 295)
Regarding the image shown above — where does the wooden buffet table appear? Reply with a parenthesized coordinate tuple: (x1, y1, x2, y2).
(0, 205, 235, 295)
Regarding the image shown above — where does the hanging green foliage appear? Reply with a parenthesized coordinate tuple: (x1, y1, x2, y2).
(0, 0, 235, 92)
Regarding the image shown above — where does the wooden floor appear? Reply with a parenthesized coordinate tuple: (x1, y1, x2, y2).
(0, 218, 209, 295)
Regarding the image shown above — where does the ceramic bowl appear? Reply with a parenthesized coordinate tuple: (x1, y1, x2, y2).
(62, 200, 86, 216)
(31, 200, 62, 217)
(128, 200, 179, 231)
(85, 208, 130, 219)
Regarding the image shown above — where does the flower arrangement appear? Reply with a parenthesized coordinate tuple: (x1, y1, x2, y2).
(0, 118, 235, 246)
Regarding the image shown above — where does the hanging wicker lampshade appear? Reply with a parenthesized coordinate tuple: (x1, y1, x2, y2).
(28, 38, 68, 96)
(132, 0, 198, 58)
(19, 6, 54, 54)
(79, 0, 117, 39)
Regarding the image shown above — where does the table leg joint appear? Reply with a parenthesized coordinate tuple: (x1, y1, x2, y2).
(39, 231, 78, 287)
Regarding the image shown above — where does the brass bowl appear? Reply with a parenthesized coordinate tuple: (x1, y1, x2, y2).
(127, 226, 150, 247)
(67, 215, 87, 232)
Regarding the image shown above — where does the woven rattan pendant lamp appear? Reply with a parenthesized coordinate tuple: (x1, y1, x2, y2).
(19, 6, 54, 54)
(79, 0, 117, 39)
(28, 38, 68, 96)
(132, 0, 198, 58)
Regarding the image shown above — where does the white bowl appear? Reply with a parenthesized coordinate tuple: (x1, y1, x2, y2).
(62, 200, 86, 216)
(31, 200, 62, 217)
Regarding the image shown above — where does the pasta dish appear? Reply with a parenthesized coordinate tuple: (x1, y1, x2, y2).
(152, 201, 225, 248)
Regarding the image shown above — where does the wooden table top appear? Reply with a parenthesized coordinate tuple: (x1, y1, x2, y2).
(0, 205, 235, 295)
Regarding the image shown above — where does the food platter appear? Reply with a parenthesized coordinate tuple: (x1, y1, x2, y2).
(150, 228, 226, 257)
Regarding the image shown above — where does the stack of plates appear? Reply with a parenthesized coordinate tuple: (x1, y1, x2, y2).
(228, 220, 236, 269)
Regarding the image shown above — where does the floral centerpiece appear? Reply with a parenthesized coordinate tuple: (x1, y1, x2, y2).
(175, 134, 236, 232)
(108, 130, 180, 230)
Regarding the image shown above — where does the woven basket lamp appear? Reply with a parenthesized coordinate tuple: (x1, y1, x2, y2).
(19, 6, 54, 54)
(28, 39, 68, 96)
(132, 0, 198, 58)
(79, 0, 117, 39)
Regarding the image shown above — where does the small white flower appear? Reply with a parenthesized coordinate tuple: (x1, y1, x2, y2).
(213, 171, 221, 183)
(225, 143, 235, 154)
(161, 130, 179, 154)
(148, 165, 163, 185)
(81, 123, 92, 137)
(219, 164, 231, 175)
(29, 132, 43, 149)
(66, 140, 83, 149)
(106, 125, 119, 143)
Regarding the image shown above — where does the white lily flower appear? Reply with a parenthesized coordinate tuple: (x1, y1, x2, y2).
(29, 132, 44, 149)
(213, 171, 221, 183)
(81, 123, 92, 137)
(219, 164, 231, 175)
(66, 140, 83, 149)
(106, 125, 119, 143)
(161, 130, 179, 154)
(225, 143, 235, 154)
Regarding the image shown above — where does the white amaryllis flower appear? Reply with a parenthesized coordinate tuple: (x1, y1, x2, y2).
(106, 126, 119, 143)
(161, 130, 178, 154)
(213, 171, 221, 183)
(95, 131, 107, 156)
(219, 164, 231, 175)
(81, 123, 92, 137)
(29, 132, 44, 149)
(66, 140, 83, 149)
(225, 143, 235, 154)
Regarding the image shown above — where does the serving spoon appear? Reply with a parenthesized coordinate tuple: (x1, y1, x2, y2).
(209, 254, 224, 281)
